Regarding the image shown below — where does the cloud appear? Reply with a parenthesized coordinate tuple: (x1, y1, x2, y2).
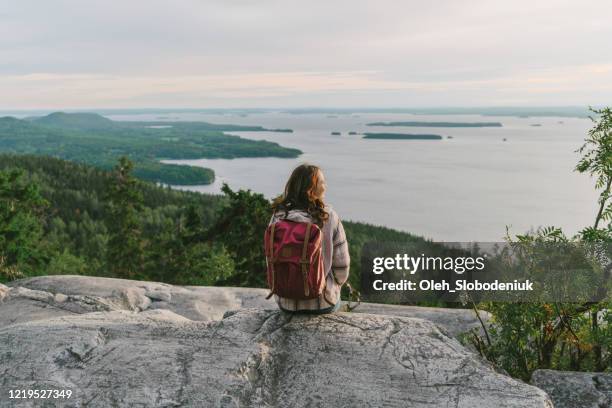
(1, 0, 611, 107)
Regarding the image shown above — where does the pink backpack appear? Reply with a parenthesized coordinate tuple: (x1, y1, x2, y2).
(264, 220, 326, 300)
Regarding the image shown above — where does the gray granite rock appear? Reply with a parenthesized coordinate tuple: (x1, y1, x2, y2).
(5, 275, 489, 337)
(351, 302, 489, 338)
(532, 369, 612, 408)
(0, 304, 551, 407)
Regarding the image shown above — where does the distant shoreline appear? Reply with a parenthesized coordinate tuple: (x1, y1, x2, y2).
(0, 112, 300, 186)
(0, 106, 593, 119)
(367, 121, 503, 128)
(363, 133, 443, 140)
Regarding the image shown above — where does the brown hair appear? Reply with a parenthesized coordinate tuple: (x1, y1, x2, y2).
(272, 164, 329, 226)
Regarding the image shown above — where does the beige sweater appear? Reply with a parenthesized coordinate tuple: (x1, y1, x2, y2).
(269, 206, 350, 311)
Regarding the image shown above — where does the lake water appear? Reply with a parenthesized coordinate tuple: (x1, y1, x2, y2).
(109, 112, 598, 242)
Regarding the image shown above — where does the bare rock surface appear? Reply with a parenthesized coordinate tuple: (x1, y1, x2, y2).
(0, 304, 551, 407)
(352, 302, 489, 338)
(4, 275, 271, 324)
(4, 275, 488, 337)
(532, 369, 612, 408)
(0, 276, 547, 407)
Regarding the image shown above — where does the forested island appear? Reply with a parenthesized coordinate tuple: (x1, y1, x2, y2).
(0, 112, 299, 185)
(367, 121, 502, 127)
(363, 132, 443, 140)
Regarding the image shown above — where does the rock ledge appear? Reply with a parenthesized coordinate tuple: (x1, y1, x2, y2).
(0, 276, 551, 407)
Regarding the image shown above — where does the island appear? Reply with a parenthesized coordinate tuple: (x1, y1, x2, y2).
(0, 112, 301, 185)
(366, 121, 502, 127)
(348, 131, 358, 135)
(363, 133, 443, 140)
(331, 131, 341, 135)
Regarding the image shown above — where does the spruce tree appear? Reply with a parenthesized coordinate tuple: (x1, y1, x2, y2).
(105, 157, 145, 279)
(201, 184, 270, 286)
(0, 169, 47, 281)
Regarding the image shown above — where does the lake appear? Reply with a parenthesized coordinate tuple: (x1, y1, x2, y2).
(109, 111, 598, 242)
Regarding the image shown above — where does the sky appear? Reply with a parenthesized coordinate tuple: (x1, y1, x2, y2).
(1, 0, 612, 109)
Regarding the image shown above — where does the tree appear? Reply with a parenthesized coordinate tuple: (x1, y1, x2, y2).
(0, 169, 47, 282)
(576, 107, 612, 238)
(466, 107, 612, 379)
(575, 107, 612, 371)
(105, 157, 145, 279)
(145, 204, 236, 285)
(200, 184, 271, 286)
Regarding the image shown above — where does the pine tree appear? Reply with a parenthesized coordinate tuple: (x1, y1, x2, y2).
(201, 184, 271, 286)
(0, 169, 47, 281)
(105, 157, 145, 279)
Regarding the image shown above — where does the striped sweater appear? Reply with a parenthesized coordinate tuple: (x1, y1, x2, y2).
(269, 206, 350, 311)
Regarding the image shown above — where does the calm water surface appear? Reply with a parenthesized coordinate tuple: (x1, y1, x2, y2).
(110, 112, 598, 241)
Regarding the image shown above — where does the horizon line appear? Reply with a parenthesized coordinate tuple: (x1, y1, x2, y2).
(0, 105, 597, 113)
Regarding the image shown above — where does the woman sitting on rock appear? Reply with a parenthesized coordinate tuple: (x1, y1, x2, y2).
(264, 164, 350, 314)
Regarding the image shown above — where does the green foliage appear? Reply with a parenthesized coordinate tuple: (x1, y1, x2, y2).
(576, 107, 612, 233)
(465, 107, 612, 379)
(144, 212, 236, 286)
(0, 155, 441, 302)
(0, 113, 301, 185)
(199, 185, 437, 291)
(0, 154, 219, 281)
(177, 243, 236, 286)
(0, 154, 426, 293)
(105, 157, 146, 279)
(202, 184, 271, 287)
(48, 250, 88, 275)
(466, 228, 611, 379)
(33, 112, 115, 130)
(131, 162, 214, 186)
(0, 108, 609, 382)
(0, 168, 47, 282)
(341, 221, 426, 291)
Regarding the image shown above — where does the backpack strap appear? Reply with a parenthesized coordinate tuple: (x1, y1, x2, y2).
(328, 270, 362, 311)
(344, 282, 361, 312)
(322, 278, 336, 307)
(300, 223, 312, 297)
(265, 222, 277, 299)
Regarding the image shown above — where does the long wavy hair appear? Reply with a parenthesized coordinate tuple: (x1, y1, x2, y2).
(272, 164, 329, 226)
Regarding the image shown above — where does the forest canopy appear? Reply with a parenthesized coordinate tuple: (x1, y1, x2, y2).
(0, 154, 431, 291)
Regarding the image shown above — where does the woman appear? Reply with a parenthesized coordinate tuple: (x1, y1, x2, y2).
(270, 164, 350, 313)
